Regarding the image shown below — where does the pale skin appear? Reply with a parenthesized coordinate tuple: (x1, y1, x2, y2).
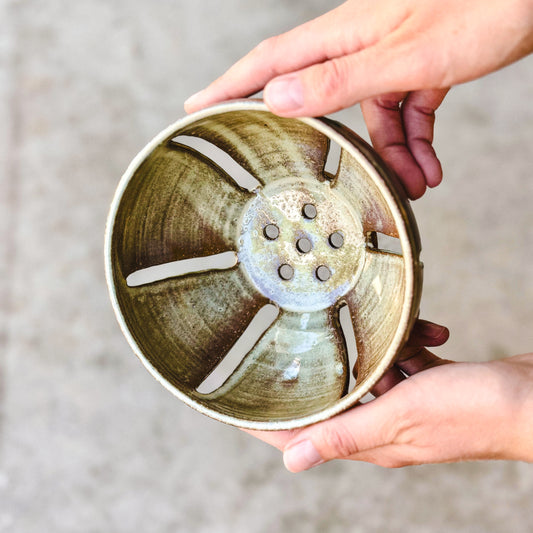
(185, 0, 533, 471)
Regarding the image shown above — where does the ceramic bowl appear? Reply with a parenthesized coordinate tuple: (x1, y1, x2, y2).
(105, 100, 422, 430)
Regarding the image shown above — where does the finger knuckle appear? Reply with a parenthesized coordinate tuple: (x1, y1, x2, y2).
(254, 35, 279, 57)
(317, 423, 358, 459)
(375, 94, 404, 112)
(411, 103, 437, 120)
(315, 58, 346, 100)
(408, 39, 451, 89)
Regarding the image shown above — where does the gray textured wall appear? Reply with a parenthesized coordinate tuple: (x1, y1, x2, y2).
(1, 1, 532, 531)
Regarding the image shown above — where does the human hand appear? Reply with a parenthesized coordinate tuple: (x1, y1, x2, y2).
(185, 0, 533, 198)
(244, 320, 533, 472)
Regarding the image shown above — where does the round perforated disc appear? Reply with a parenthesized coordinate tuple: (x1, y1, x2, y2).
(105, 100, 423, 430)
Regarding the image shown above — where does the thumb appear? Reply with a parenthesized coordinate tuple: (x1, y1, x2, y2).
(282, 397, 399, 472)
(264, 41, 427, 117)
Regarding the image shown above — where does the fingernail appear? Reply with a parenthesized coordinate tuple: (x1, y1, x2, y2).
(184, 90, 205, 112)
(283, 440, 323, 473)
(265, 76, 304, 113)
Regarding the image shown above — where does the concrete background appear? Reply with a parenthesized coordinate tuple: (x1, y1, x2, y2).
(1, 1, 532, 531)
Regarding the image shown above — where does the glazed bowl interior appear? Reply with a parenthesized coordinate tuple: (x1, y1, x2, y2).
(106, 101, 422, 430)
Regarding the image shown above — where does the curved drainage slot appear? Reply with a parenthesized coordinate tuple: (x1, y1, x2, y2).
(126, 251, 238, 287)
(324, 139, 342, 177)
(173, 135, 261, 192)
(358, 392, 374, 404)
(366, 231, 403, 255)
(338, 304, 359, 393)
(196, 303, 279, 394)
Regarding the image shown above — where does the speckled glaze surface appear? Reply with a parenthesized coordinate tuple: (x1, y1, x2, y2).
(105, 100, 423, 430)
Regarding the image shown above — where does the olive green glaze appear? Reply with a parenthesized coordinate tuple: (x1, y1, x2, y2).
(105, 100, 423, 430)
(194, 309, 349, 421)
